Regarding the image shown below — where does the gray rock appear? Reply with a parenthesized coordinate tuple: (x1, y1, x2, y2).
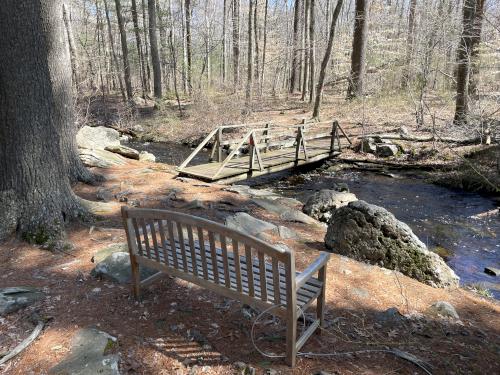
(180, 199, 207, 210)
(399, 126, 410, 136)
(96, 188, 114, 202)
(484, 267, 500, 276)
(360, 137, 377, 153)
(91, 252, 157, 284)
(104, 144, 140, 160)
(374, 307, 405, 324)
(351, 287, 369, 298)
(303, 190, 357, 222)
(223, 185, 280, 199)
(225, 213, 277, 240)
(0, 287, 45, 315)
(425, 301, 459, 320)
(48, 328, 119, 375)
(139, 151, 156, 162)
(76, 126, 120, 150)
(252, 198, 317, 225)
(265, 369, 278, 375)
(279, 209, 317, 225)
(79, 149, 127, 168)
(277, 226, 299, 239)
(92, 243, 128, 264)
(325, 200, 459, 288)
(376, 143, 399, 157)
(131, 124, 145, 133)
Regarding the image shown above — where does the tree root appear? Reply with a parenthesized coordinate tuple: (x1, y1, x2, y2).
(0, 319, 44, 366)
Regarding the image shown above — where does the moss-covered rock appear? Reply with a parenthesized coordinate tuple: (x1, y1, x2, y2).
(325, 200, 459, 288)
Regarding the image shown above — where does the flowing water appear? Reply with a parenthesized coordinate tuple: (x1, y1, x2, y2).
(131, 141, 500, 298)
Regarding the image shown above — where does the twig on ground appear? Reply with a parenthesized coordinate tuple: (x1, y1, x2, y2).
(0, 319, 44, 366)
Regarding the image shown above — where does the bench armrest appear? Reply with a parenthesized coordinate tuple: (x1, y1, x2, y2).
(296, 252, 330, 290)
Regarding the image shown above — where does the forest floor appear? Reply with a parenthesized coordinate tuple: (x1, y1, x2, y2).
(1, 157, 499, 375)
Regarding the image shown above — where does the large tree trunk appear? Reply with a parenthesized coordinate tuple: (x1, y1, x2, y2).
(246, 0, 254, 105)
(312, 0, 343, 118)
(232, 0, 241, 89)
(454, 0, 485, 125)
(114, 0, 133, 99)
(131, 0, 148, 97)
(0, 0, 89, 241)
(290, 0, 302, 93)
(148, 0, 162, 98)
(308, 0, 315, 103)
(401, 0, 417, 87)
(104, 0, 126, 102)
(346, 0, 368, 99)
(468, 0, 486, 97)
(185, 0, 193, 94)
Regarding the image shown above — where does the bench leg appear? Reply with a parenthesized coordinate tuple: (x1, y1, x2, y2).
(130, 254, 141, 300)
(316, 265, 327, 335)
(285, 308, 297, 366)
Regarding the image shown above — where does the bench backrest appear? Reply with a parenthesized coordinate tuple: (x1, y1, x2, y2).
(121, 207, 295, 306)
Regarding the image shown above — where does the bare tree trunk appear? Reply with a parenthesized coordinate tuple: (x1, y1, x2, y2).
(308, 0, 315, 103)
(454, 0, 485, 125)
(95, 0, 106, 98)
(167, 0, 183, 115)
(142, 0, 152, 93)
(260, 0, 268, 95)
(62, 3, 80, 90)
(180, 0, 188, 94)
(185, 0, 193, 94)
(468, 0, 486, 97)
(156, 0, 170, 91)
(301, 0, 309, 100)
(290, 0, 302, 93)
(222, 0, 227, 83)
(246, 0, 254, 105)
(401, 0, 417, 87)
(131, 0, 148, 97)
(204, 0, 212, 87)
(0, 0, 90, 241)
(346, 0, 368, 99)
(104, 0, 126, 102)
(254, 0, 260, 86)
(312, 0, 343, 118)
(232, 0, 241, 89)
(148, 0, 162, 98)
(114, 0, 133, 99)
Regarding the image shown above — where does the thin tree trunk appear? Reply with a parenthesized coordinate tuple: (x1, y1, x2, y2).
(260, 0, 268, 95)
(308, 0, 315, 103)
(290, 0, 302, 93)
(246, 0, 254, 105)
(401, 0, 417, 87)
(222, 0, 227, 83)
(312, 0, 343, 118)
(142, 0, 152, 93)
(232, 0, 241, 89)
(254, 0, 260, 85)
(95, 0, 106, 99)
(104, 0, 126, 102)
(204, 0, 212, 86)
(0, 0, 90, 241)
(346, 0, 368, 99)
(301, 0, 309, 100)
(114, 0, 133, 99)
(167, 0, 183, 115)
(62, 3, 80, 90)
(468, 0, 486, 97)
(180, 0, 188, 94)
(148, 0, 162, 98)
(156, 0, 170, 91)
(131, 0, 148, 97)
(185, 0, 193, 94)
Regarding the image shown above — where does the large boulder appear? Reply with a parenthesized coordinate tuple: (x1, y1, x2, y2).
(303, 190, 358, 222)
(325, 200, 459, 288)
(79, 149, 127, 168)
(104, 144, 140, 160)
(91, 252, 157, 284)
(76, 126, 120, 150)
(252, 198, 318, 225)
(0, 287, 45, 315)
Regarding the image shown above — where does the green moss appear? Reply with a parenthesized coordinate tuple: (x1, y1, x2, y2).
(23, 227, 51, 245)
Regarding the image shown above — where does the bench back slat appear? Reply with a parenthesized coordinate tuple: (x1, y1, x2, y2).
(122, 207, 294, 305)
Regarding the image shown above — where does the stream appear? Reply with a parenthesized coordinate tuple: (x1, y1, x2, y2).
(130, 141, 500, 299)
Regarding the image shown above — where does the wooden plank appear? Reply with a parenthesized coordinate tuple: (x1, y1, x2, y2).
(258, 252, 267, 302)
(245, 245, 255, 297)
(167, 220, 179, 269)
(140, 218, 151, 259)
(176, 222, 189, 272)
(178, 127, 218, 170)
(149, 220, 161, 262)
(232, 239, 242, 293)
(197, 227, 209, 279)
(208, 231, 219, 284)
(272, 258, 281, 305)
(131, 218, 144, 256)
(220, 236, 230, 288)
(186, 225, 198, 276)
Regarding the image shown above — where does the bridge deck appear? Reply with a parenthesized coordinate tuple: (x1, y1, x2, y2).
(177, 121, 351, 184)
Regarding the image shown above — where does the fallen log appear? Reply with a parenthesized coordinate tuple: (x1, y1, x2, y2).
(0, 319, 44, 366)
(335, 157, 455, 171)
(362, 133, 481, 145)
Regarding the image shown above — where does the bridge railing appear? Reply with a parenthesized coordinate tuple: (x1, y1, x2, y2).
(177, 120, 352, 173)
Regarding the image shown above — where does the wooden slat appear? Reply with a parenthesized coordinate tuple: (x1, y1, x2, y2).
(220, 236, 230, 288)
(186, 225, 198, 276)
(208, 231, 219, 284)
(140, 218, 151, 259)
(157, 220, 169, 266)
(245, 245, 255, 297)
(176, 222, 189, 272)
(197, 227, 209, 279)
(258, 252, 268, 302)
(131, 218, 144, 256)
(272, 258, 281, 304)
(167, 220, 179, 269)
(232, 240, 242, 293)
(149, 220, 161, 262)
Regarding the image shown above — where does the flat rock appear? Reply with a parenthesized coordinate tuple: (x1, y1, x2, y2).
(279, 209, 318, 225)
(139, 151, 156, 162)
(374, 307, 405, 324)
(93, 243, 128, 264)
(252, 198, 317, 225)
(79, 148, 127, 168)
(0, 287, 45, 315)
(376, 143, 399, 157)
(303, 189, 357, 222)
(426, 301, 459, 320)
(277, 225, 299, 239)
(225, 212, 277, 240)
(76, 126, 120, 150)
(325, 200, 459, 288)
(91, 252, 157, 284)
(105, 144, 140, 160)
(48, 328, 119, 375)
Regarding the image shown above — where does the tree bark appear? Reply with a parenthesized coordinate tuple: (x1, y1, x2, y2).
(156, 0, 170, 91)
(0, 0, 89, 241)
(312, 0, 343, 118)
(114, 0, 133, 99)
(254, 0, 260, 86)
(301, 0, 309, 101)
(222, 0, 227, 83)
(131, 0, 148, 97)
(308, 0, 315, 103)
(148, 0, 162, 98)
(142, 0, 152, 93)
(246, 0, 254, 105)
(260, 0, 268, 95)
(104, 0, 126, 102)
(401, 0, 417, 87)
(185, 0, 193, 94)
(180, 0, 188, 94)
(454, 0, 485, 125)
(62, 3, 80, 90)
(468, 0, 486, 97)
(232, 0, 241, 89)
(346, 0, 368, 99)
(290, 0, 302, 93)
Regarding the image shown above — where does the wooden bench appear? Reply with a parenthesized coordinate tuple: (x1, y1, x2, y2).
(121, 206, 330, 366)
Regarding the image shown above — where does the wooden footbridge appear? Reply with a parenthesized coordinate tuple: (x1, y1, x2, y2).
(178, 120, 352, 183)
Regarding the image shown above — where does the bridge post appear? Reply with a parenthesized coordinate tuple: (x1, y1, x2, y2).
(330, 121, 338, 154)
(217, 127, 223, 162)
(263, 123, 270, 153)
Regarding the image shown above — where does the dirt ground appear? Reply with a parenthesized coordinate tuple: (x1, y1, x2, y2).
(1, 157, 499, 375)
